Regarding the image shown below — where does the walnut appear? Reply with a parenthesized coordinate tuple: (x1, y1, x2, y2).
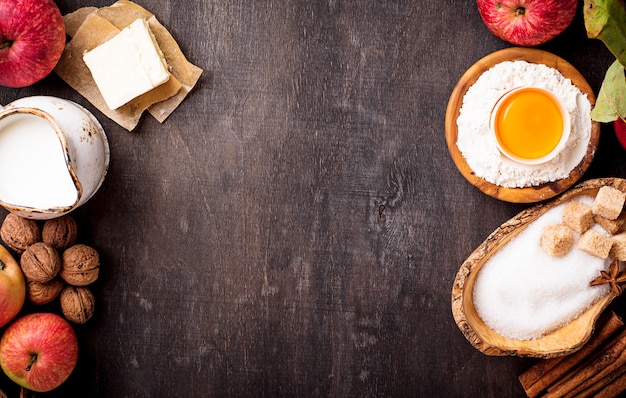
(42, 215, 78, 250)
(20, 242, 61, 283)
(26, 279, 64, 305)
(0, 214, 41, 254)
(60, 286, 95, 324)
(60, 244, 99, 286)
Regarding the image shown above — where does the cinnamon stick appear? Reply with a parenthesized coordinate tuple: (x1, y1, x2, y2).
(518, 356, 564, 392)
(544, 328, 626, 397)
(569, 362, 626, 397)
(519, 311, 624, 397)
(594, 369, 626, 398)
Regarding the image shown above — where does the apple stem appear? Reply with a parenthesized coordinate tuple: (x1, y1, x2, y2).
(0, 40, 11, 51)
(515, 7, 526, 16)
(24, 354, 37, 372)
(0, 260, 4, 271)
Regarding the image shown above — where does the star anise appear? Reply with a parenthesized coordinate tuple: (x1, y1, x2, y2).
(590, 260, 626, 295)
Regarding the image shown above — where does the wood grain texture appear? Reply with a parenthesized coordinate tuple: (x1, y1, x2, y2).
(0, 0, 620, 397)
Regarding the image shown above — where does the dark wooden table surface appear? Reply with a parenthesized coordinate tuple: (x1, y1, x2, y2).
(0, 0, 624, 397)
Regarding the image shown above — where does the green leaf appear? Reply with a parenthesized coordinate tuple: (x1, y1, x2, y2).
(591, 60, 626, 122)
(584, 0, 626, 66)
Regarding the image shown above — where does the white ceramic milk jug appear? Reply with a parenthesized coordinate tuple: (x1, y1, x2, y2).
(0, 96, 110, 219)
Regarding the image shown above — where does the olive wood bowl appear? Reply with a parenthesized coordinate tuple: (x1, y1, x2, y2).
(451, 178, 626, 358)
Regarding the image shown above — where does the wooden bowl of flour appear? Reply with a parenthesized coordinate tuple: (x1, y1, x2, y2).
(445, 47, 600, 203)
(451, 178, 626, 358)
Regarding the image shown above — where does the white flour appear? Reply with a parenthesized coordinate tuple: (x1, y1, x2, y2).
(456, 61, 591, 188)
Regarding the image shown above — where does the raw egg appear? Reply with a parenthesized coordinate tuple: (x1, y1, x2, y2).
(491, 87, 570, 164)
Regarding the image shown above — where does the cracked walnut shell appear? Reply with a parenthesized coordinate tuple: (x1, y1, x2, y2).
(60, 286, 95, 324)
(0, 213, 41, 254)
(42, 215, 78, 250)
(21, 242, 61, 283)
(27, 279, 64, 305)
(60, 244, 99, 286)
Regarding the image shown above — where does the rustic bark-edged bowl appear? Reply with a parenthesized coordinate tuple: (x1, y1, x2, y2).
(451, 178, 626, 358)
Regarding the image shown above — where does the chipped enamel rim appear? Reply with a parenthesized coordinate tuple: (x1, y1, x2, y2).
(0, 107, 80, 215)
(0, 98, 110, 219)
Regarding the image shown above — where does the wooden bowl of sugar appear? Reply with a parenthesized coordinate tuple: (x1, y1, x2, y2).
(452, 178, 626, 358)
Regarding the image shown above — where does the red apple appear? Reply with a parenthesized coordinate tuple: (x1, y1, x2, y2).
(615, 118, 626, 150)
(0, 313, 78, 392)
(0, 0, 66, 88)
(476, 0, 577, 47)
(0, 244, 25, 328)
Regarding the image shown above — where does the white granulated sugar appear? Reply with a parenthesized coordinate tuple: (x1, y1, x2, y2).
(456, 61, 592, 188)
(472, 196, 611, 340)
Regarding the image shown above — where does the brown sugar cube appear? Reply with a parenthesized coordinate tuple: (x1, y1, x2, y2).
(611, 233, 626, 261)
(578, 229, 613, 258)
(562, 201, 594, 233)
(594, 212, 626, 235)
(593, 186, 626, 220)
(540, 224, 574, 257)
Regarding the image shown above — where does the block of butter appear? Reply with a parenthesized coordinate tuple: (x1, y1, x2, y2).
(83, 18, 170, 110)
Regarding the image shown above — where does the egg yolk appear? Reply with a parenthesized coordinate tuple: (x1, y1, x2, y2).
(494, 88, 564, 161)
